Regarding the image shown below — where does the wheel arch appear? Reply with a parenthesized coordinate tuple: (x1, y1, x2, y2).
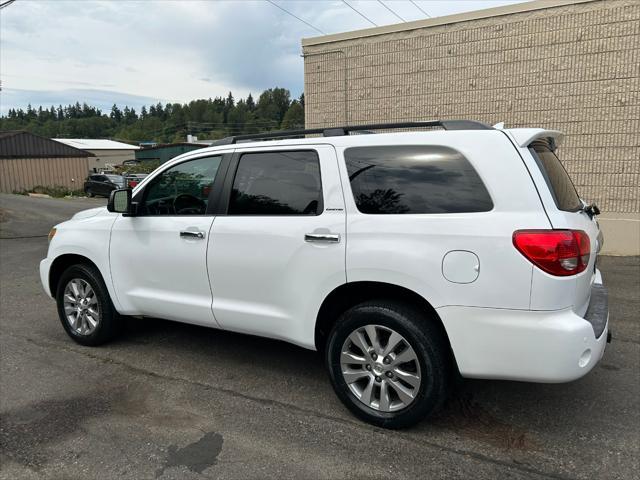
(314, 281, 456, 367)
(49, 254, 103, 298)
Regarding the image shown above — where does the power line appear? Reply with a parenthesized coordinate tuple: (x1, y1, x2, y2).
(0, 0, 17, 10)
(342, 0, 378, 27)
(409, 0, 431, 18)
(377, 0, 405, 22)
(265, 0, 326, 35)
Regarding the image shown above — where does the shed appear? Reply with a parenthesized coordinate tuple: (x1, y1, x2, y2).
(53, 138, 140, 172)
(0, 131, 92, 193)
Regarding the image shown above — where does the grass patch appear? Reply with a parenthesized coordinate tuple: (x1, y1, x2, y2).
(20, 185, 86, 198)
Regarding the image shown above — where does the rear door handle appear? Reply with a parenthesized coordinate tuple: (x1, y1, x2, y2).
(305, 233, 340, 243)
(180, 230, 205, 239)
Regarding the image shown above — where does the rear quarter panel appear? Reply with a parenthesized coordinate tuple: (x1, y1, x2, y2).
(505, 133, 601, 313)
(339, 130, 550, 310)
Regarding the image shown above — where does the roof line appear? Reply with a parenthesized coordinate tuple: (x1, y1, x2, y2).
(302, 0, 596, 47)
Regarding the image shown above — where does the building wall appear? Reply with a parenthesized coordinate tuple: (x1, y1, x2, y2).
(302, 0, 639, 253)
(0, 157, 89, 192)
(87, 149, 138, 171)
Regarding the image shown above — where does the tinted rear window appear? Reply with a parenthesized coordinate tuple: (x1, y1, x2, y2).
(344, 146, 493, 214)
(229, 150, 322, 215)
(529, 141, 581, 212)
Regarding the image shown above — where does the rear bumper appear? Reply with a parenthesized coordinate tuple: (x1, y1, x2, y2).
(438, 283, 609, 383)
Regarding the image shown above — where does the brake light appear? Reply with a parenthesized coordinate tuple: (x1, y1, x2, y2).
(129, 180, 138, 188)
(513, 230, 590, 276)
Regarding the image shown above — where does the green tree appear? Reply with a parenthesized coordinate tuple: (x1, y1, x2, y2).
(280, 100, 304, 130)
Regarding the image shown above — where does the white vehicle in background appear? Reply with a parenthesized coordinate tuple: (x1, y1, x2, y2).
(40, 120, 609, 428)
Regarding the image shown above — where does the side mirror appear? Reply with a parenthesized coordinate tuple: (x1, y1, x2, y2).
(108, 188, 132, 214)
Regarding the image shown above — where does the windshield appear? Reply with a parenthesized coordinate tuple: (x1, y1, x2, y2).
(105, 175, 124, 184)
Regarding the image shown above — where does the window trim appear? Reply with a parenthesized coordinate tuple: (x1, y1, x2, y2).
(343, 144, 494, 215)
(219, 149, 324, 217)
(131, 153, 231, 217)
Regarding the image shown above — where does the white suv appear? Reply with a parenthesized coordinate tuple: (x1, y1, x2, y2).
(40, 120, 609, 428)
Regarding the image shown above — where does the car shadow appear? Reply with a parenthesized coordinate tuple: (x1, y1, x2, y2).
(116, 315, 613, 454)
(121, 315, 326, 381)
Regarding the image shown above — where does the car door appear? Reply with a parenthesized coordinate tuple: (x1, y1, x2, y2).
(87, 175, 100, 194)
(110, 153, 229, 325)
(99, 175, 111, 196)
(207, 145, 346, 348)
(91, 175, 104, 196)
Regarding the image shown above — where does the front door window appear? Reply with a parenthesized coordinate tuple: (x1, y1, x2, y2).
(141, 156, 222, 215)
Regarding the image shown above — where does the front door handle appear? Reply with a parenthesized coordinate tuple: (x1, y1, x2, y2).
(180, 230, 205, 239)
(305, 233, 340, 243)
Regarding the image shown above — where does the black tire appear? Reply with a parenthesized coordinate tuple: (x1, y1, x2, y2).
(85, 188, 94, 198)
(326, 301, 451, 429)
(56, 263, 122, 346)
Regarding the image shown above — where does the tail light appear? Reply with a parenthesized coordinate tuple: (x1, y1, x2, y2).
(129, 180, 138, 188)
(513, 230, 590, 276)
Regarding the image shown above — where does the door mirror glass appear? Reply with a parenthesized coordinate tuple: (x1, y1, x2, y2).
(108, 188, 132, 213)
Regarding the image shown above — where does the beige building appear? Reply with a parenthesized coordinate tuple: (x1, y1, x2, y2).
(302, 0, 639, 255)
(53, 138, 139, 172)
(0, 131, 91, 192)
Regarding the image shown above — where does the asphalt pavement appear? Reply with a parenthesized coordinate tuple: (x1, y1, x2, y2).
(0, 193, 638, 479)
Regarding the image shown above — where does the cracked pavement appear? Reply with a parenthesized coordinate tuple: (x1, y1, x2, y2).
(1, 193, 638, 479)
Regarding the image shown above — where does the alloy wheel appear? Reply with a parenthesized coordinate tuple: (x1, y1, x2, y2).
(63, 278, 100, 335)
(340, 324, 421, 412)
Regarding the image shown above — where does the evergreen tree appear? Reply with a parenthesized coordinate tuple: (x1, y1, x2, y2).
(281, 100, 304, 130)
(110, 104, 123, 122)
(246, 93, 255, 111)
(0, 86, 304, 143)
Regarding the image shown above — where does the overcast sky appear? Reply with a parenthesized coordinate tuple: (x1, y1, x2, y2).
(0, 0, 529, 114)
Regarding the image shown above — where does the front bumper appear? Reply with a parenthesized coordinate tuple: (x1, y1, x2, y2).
(40, 257, 52, 297)
(438, 282, 609, 383)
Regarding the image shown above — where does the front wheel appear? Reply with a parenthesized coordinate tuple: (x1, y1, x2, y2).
(85, 188, 94, 198)
(56, 264, 122, 346)
(326, 301, 451, 429)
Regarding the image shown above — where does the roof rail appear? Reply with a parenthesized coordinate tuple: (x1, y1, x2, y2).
(208, 119, 492, 146)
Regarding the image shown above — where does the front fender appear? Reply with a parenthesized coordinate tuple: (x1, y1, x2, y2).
(46, 214, 121, 311)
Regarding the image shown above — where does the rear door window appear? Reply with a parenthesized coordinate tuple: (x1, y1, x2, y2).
(344, 145, 493, 214)
(229, 150, 322, 215)
(528, 141, 581, 212)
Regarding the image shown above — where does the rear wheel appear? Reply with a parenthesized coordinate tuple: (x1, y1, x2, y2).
(326, 301, 451, 428)
(56, 264, 122, 346)
(85, 188, 94, 198)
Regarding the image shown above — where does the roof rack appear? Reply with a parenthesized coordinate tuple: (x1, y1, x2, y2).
(208, 120, 492, 146)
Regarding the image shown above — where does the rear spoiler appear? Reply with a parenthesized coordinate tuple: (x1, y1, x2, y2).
(508, 129, 564, 151)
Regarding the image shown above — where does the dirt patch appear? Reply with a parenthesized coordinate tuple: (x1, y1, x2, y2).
(0, 385, 150, 470)
(433, 391, 537, 451)
(0, 390, 116, 468)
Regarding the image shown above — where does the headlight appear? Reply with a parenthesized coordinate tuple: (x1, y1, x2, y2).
(48, 227, 57, 243)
